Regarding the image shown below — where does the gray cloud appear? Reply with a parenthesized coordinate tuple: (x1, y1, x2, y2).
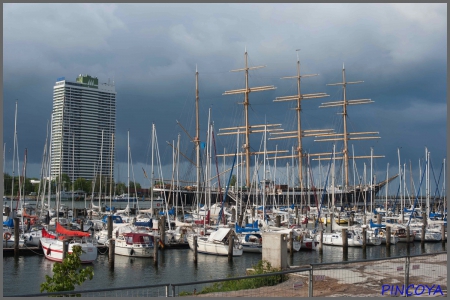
(3, 3, 446, 192)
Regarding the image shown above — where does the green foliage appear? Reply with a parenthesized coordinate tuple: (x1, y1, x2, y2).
(40, 245, 94, 295)
(74, 177, 91, 194)
(3, 173, 39, 196)
(229, 175, 237, 187)
(179, 260, 288, 296)
(115, 182, 126, 195)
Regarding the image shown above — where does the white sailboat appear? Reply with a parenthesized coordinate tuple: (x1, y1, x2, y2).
(114, 232, 155, 258)
(187, 227, 243, 256)
(40, 223, 97, 263)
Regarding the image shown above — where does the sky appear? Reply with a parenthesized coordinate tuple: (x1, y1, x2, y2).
(2, 3, 447, 196)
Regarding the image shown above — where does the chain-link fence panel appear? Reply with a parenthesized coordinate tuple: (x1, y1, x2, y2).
(14, 284, 171, 297)
(172, 268, 311, 297)
(311, 256, 407, 297)
(407, 252, 447, 297)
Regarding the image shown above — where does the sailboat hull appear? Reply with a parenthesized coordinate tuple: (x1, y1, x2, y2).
(40, 238, 97, 263)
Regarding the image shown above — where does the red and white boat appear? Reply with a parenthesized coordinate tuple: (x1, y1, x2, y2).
(40, 223, 97, 263)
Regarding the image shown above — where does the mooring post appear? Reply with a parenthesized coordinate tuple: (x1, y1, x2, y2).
(362, 227, 367, 251)
(193, 235, 198, 264)
(342, 228, 348, 258)
(441, 224, 446, 245)
(80, 220, 84, 232)
(289, 231, 294, 257)
(153, 238, 158, 266)
(377, 213, 381, 225)
(109, 238, 115, 269)
(406, 226, 411, 246)
(62, 239, 69, 260)
(275, 215, 281, 227)
(386, 226, 391, 250)
(160, 216, 166, 249)
(13, 217, 19, 254)
(319, 229, 323, 254)
(107, 215, 113, 240)
(228, 234, 234, 262)
(421, 224, 426, 247)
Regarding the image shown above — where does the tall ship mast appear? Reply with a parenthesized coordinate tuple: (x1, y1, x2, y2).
(218, 49, 286, 188)
(313, 64, 394, 206)
(268, 51, 333, 200)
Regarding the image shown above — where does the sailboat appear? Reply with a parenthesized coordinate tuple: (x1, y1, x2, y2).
(187, 227, 243, 256)
(40, 223, 97, 263)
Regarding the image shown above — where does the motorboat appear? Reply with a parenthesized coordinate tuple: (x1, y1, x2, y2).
(187, 227, 243, 256)
(114, 232, 155, 257)
(319, 230, 363, 247)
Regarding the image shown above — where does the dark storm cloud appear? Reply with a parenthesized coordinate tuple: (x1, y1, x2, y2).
(3, 3, 446, 190)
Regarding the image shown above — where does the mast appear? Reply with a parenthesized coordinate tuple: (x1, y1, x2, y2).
(11, 101, 18, 210)
(270, 51, 330, 202)
(57, 98, 65, 225)
(314, 65, 383, 204)
(195, 65, 201, 211)
(109, 133, 114, 215)
(127, 130, 130, 216)
(221, 49, 277, 187)
(150, 124, 155, 216)
(99, 129, 104, 210)
(47, 114, 53, 215)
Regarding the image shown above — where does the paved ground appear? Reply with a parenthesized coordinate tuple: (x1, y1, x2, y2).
(191, 253, 447, 297)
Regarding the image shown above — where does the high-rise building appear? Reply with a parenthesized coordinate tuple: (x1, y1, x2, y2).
(51, 74, 116, 184)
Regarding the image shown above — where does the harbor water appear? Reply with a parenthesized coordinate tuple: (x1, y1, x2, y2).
(3, 200, 447, 296)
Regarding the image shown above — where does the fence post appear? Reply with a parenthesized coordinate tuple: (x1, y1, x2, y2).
(309, 267, 313, 297)
(171, 284, 176, 297)
(165, 285, 169, 297)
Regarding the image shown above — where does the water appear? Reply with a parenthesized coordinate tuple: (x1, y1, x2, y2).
(3, 240, 446, 296)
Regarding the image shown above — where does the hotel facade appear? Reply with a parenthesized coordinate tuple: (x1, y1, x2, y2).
(51, 74, 116, 183)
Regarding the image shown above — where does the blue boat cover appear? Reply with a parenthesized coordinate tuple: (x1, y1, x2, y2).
(3, 218, 13, 227)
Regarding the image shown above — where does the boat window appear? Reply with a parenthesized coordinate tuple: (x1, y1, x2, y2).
(142, 236, 150, 243)
(126, 236, 133, 244)
(347, 233, 352, 238)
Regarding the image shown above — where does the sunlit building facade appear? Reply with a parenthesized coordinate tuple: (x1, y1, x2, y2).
(51, 74, 116, 183)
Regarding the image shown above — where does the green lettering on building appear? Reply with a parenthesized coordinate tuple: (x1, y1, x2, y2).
(76, 74, 99, 87)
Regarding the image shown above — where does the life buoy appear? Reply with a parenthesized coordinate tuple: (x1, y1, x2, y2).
(4, 232, 12, 241)
(379, 231, 384, 236)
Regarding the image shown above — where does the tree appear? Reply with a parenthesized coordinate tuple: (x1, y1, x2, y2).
(74, 177, 91, 193)
(115, 182, 126, 195)
(40, 245, 94, 294)
(229, 175, 237, 187)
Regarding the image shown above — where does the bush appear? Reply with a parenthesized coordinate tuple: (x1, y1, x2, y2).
(40, 245, 94, 295)
(180, 260, 288, 295)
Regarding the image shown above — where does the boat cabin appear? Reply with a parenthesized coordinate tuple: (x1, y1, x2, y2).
(122, 233, 154, 246)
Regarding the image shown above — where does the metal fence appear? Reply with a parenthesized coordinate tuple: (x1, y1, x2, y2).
(13, 252, 447, 297)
